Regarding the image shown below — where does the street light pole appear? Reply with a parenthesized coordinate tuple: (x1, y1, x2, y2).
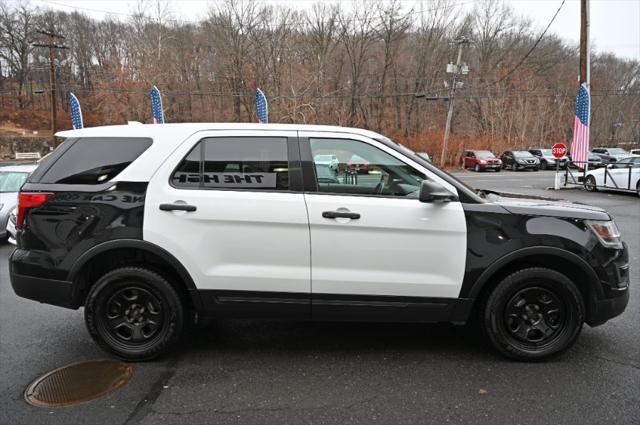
(440, 37, 468, 168)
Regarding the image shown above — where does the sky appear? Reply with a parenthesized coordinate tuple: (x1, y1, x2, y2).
(19, 0, 640, 60)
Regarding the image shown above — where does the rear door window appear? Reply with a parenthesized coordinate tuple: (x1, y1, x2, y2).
(36, 138, 152, 184)
(172, 137, 290, 191)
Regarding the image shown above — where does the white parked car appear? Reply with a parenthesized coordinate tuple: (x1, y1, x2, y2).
(6, 207, 16, 244)
(313, 154, 339, 171)
(584, 156, 640, 196)
(0, 163, 38, 242)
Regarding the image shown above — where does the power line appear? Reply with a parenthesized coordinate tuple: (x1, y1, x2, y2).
(490, 0, 566, 86)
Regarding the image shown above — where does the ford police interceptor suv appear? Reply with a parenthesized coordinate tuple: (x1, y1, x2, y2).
(10, 124, 630, 361)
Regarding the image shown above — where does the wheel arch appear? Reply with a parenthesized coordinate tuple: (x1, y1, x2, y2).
(68, 239, 204, 315)
(466, 246, 602, 323)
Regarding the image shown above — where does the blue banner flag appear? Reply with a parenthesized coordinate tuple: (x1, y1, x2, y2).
(256, 88, 268, 124)
(69, 92, 83, 129)
(150, 86, 165, 124)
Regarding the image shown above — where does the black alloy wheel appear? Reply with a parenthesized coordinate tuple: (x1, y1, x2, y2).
(483, 267, 584, 361)
(85, 267, 185, 361)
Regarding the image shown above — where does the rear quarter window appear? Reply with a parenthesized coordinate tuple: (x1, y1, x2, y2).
(30, 137, 152, 184)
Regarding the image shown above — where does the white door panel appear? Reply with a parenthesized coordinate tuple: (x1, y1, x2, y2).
(306, 194, 466, 298)
(144, 130, 310, 294)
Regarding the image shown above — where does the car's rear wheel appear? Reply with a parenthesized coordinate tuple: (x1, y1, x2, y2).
(85, 267, 186, 361)
(474, 164, 481, 172)
(585, 175, 597, 192)
(483, 267, 584, 361)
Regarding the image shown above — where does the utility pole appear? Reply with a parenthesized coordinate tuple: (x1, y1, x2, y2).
(579, 0, 590, 87)
(33, 29, 67, 146)
(441, 37, 469, 168)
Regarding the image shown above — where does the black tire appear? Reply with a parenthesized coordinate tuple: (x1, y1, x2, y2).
(636, 180, 640, 198)
(541, 160, 547, 170)
(495, 168, 501, 172)
(533, 167, 539, 172)
(483, 267, 584, 361)
(585, 175, 597, 192)
(474, 164, 481, 172)
(511, 163, 517, 171)
(85, 267, 186, 361)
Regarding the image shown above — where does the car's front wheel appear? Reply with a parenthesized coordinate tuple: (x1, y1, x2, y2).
(85, 267, 186, 361)
(474, 164, 481, 172)
(483, 267, 584, 361)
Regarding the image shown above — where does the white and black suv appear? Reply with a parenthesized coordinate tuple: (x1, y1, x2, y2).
(10, 124, 630, 361)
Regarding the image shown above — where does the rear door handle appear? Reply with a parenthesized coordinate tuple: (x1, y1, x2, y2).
(322, 211, 360, 219)
(159, 203, 197, 212)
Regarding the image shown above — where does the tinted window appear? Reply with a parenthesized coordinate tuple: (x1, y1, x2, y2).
(310, 138, 426, 198)
(172, 137, 289, 191)
(39, 138, 152, 184)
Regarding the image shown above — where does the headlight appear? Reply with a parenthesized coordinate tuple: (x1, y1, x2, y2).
(517, 159, 526, 164)
(585, 220, 623, 248)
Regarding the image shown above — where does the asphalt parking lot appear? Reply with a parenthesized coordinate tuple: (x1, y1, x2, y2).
(1, 169, 638, 425)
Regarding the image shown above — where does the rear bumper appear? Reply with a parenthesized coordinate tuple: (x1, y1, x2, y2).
(9, 250, 77, 309)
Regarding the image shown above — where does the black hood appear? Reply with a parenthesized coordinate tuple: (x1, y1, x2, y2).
(480, 190, 610, 221)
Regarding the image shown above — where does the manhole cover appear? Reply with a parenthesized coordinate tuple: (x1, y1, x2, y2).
(25, 359, 132, 408)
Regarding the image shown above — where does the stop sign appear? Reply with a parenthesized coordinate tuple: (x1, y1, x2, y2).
(551, 143, 567, 158)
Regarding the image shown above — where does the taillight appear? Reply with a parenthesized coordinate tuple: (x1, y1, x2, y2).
(16, 192, 54, 230)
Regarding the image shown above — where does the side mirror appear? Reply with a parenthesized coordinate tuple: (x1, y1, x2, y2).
(419, 180, 457, 203)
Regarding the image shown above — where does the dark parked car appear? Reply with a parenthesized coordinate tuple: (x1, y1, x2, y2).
(528, 149, 568, 170)
(568, 153, 604, 169)
(461, 150, 502, 172)
(591, 147, 629, 164)
(500, 150, 539, 171)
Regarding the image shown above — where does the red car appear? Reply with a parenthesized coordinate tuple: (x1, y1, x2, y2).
(347, 155, 370, 173)
(461, 150, 502, 172)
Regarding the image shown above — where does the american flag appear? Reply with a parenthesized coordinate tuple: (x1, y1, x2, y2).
(150, 86, 165, 124)
(570, 83, 590, 168)
(256, 88, 268, 124)
(69, 92, 83, 129)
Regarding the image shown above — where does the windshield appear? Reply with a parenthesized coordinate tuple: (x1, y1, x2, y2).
(0, 172, 28, 193)
(608, 148, 627, 155)
(513, 151, 534, 158)
(475, 151, 495, 159)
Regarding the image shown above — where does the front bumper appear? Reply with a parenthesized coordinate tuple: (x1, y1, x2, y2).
(515, 163, 539, 169)
(587, 242, 630, 326)
(478, 163, 501, 169)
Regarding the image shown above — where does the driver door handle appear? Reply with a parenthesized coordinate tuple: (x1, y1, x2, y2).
(322, 211, 360, 220)
(159, 203, 197, 212)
